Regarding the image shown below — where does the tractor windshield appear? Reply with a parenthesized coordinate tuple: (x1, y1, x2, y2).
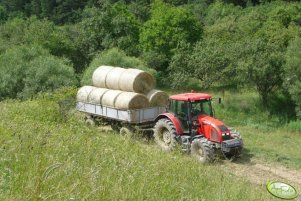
(190, 99, 213, 117)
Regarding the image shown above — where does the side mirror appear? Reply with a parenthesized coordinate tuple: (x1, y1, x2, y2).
(218, 97, 222, 104)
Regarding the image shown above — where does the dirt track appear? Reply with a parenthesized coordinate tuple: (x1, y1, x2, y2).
(222, 157, 301, 200)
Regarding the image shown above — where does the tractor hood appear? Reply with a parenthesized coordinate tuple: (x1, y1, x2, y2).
(198, 115, 224, 127)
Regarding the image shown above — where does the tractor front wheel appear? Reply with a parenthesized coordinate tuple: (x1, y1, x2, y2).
(191, 138, 214, 163)
(154, 118, 177, 152)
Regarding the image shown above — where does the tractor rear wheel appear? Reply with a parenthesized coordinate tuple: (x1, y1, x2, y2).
(154, 118, 177, 152)
(191, 138, 214, 163)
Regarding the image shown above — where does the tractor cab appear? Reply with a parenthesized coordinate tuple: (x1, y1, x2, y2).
(168, 93, 213, 132)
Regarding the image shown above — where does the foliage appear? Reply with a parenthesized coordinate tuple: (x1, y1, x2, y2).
(139, 0, 203, 71)
(0, 5, 8, 22)
(0, 45, 77, 100)
(0, 17, 84, 72)
(0, 0, 89, 24)
(81, 48, 156, 85)
(205, 1, 243, 25)
(286, 120, 301, 133)
(284, 37, 301, 118)
(79, 3, 140, 58)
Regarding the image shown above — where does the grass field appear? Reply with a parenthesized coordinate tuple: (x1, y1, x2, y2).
(0, 88, 300, 200)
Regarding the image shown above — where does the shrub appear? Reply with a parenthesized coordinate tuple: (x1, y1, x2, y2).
(0, 45, 77, 100)
(286, 120, 301, 133)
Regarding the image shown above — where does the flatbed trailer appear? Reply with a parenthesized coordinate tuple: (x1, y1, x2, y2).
(76, 101, 166, 134)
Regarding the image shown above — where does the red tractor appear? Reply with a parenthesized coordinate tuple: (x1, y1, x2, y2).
(153, 92, 243, 163)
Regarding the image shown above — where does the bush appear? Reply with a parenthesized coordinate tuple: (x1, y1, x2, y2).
(81, 48, 156, 85)
(0, 45, 77, 100)
(286, 120, 301, 133)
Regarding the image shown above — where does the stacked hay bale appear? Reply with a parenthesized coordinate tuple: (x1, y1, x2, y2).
(77, 66, 169, 110)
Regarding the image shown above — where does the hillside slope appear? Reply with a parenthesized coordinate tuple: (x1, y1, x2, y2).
(0, 90, 285, 200)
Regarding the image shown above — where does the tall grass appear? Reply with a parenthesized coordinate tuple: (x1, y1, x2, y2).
(0, 88, 278, 200)
(213, 90, 301, 168)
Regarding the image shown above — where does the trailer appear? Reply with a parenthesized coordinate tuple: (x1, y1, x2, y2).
(76, 101, 166, 135)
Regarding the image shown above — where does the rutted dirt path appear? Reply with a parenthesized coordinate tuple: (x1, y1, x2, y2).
(222, 158, 301, 200)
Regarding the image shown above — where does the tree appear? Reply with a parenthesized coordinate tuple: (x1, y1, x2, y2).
(0, 5, 8, 22)
(284, 37, 301, 118)
(238, 38, 285, 108)
(0, 45, 77, 100)
(79, 2, 140, 59)
(139, 0, 202, 71)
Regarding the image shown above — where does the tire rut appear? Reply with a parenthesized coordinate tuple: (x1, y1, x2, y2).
(221, 158, 301, 200)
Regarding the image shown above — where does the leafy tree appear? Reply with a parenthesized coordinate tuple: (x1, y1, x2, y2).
(0, 17, 83, 72)
(0, 45, 77, 100)
(205, 1, 242, 25)
(0, 5, 8, 22)
(168, 43, 193, 89)
(284, 37, 301, 118)
(127, 0, 151, 22)
(139, 0, 202, 71)
(21, 56, 77, 99)
(79, 2, 140, 59)
(238, 38, 284, 108)
(0, 17, 27, 53)
(81, 48, 156, 85)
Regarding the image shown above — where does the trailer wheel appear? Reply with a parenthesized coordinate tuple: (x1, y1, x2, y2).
(85, 118, 96, 127)
(191, 138, 213, 163)
(154, 118, 177, 152)
(120, 126, 134, 138)
(111, 123, 121, 133)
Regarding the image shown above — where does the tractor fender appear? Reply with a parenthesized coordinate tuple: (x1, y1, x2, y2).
(155, 113, 184, 135)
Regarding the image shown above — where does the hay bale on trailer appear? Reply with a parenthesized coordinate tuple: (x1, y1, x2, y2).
(87, 88, 109, 104)
(92, 65, 114, 88)
(76, 86, 95, 102)
(105, 67, 127, 90)
(146, 89, 169, 107)
(119, 68, 155, 93)
(92, 66, 155, 93)
(101, 90, 123, 108)
(115, 92, 149, 110)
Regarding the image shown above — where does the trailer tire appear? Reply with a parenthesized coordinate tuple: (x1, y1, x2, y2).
(154, 118, 177, 152)
(191, 138, 213, 163)
(111, 123, 121, 133)
(120, 126, 134, 138)
(85, 118, 96, 127)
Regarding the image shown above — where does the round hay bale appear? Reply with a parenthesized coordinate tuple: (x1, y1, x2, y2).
(92, 66, 114, 88)
(87, 88, 109, 104)
(115, 92, 149, 110)
(119, 68, 155, 93)
(101, 90, 123, 107)
(146, 89, 169, 107)
(76, 86, 96, 102)
(105, 67, 127, 90)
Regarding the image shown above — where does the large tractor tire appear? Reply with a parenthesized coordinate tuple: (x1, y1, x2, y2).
(154, 118, 177, 152)
(191, 138, 214, 163)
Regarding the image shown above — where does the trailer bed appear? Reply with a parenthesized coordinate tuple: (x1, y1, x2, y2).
(76, 102, 166, 123)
